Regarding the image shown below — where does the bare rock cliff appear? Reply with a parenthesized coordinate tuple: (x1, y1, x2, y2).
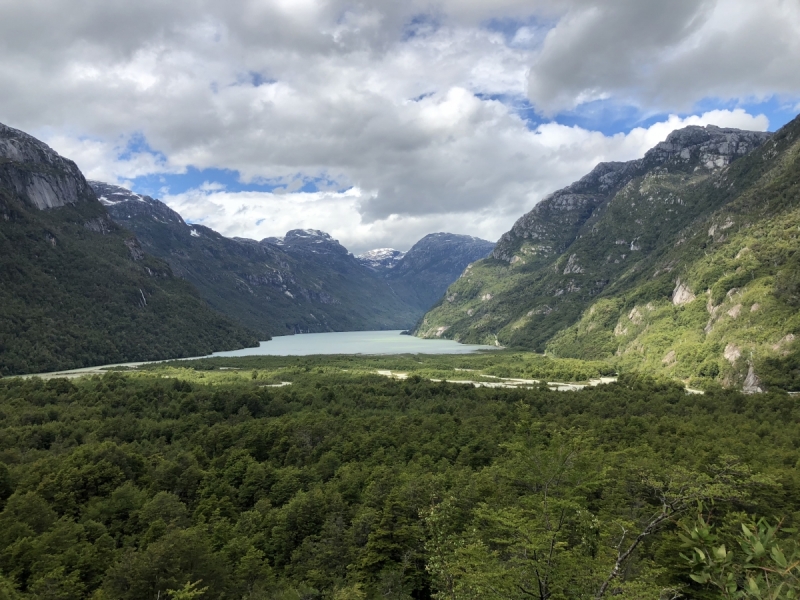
(492, 125, 770, 262)
(0, 122, 96, 210)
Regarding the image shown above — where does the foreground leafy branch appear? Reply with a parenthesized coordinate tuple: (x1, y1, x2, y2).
(681, 509, 800, 599)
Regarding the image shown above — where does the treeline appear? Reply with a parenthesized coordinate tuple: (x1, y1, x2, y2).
(0, 369, 797, 598)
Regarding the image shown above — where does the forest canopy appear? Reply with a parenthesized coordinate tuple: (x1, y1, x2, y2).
(0, 355, 797, 599)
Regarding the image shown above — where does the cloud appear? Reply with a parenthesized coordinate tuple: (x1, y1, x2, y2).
(44, 135, 183, 183)
(163, 186, 515, 256)
(526, 0, 800, 114)
(0, 0, 792, 253)
(161, 108, 768, 254)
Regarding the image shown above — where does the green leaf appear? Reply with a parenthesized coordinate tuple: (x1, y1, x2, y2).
(747, 577, 761, 594)
(770, 544, 788, 568)
(695, 548, 707, 561)
(754, 541, 766, 557)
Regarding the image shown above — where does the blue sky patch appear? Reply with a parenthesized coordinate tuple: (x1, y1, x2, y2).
(129, 167, 276, 198)
(550, 95, 799, 135)
(482, 16, 552, 48)
(118, 134, 168, 163)
(128, 167, 346, 199)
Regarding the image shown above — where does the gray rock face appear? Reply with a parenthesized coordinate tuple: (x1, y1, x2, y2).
(90, 181, 186, 227)
(0, 122, 95, 210)
(492, 125, 771, 262)
(671, 280, 696, 306)
(356, 248, 406, 270)
(645, 125, 771, 169)
(267, 229, 350, 258)
(743, 363, 764, 394)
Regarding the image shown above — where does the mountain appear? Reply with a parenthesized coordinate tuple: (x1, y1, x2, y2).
(0, 123, 258, 376)
(96, 184, 496, 336)
(356, 248, 406, 270)
(94, 183, 420, 336)
(417, 120, 800, 391)
(369, 233, 496, 313)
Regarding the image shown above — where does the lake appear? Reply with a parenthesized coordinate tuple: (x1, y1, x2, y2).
(209, 330, 497, 357)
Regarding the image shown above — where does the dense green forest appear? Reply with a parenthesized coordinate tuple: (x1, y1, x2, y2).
(0, 354, 797, 599)
(0, 191, 258, 376)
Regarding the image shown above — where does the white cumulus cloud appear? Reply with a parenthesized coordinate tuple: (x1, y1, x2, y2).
(0, 0, 792, 252)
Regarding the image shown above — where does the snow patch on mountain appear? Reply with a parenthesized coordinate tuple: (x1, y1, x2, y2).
(356, 248, 407, 270)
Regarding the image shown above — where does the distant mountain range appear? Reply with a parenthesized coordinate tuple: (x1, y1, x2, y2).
(94, 181, 495, 339)
(361, 233, 497, 313)
(0, 121, 496, 375)
(418, 117, 800, 391)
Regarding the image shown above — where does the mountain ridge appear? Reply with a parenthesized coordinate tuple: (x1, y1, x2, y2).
(93, 183, 494, 337)
(92, 181, 419, 337)
(416, 120, 800, 391)
(0, 124, 258, 375)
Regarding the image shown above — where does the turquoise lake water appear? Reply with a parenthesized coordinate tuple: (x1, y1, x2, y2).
(209, 330, 497, 357)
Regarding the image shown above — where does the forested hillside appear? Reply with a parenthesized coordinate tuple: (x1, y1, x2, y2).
(0, 360, 797, 599)
(418, 117, 800, 391)
(0, 124, 257, 376)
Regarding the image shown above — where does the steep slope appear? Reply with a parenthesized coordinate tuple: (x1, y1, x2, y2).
(372, 233, 496, 312)
(258, 229, 420, 331)
(0, 124, 257, 375)
(95, 184, 420, 336)
(547, 117, 800, 390)
(416, 120, 800, 390)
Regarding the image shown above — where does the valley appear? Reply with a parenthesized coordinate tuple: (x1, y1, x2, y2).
(2, 117, 800, 599)
(93, 182, 495, 339)
(3, 3, 799, 599)
(0, 121, 495, 376)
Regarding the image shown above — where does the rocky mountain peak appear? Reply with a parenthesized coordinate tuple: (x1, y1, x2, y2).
(645, 124, 771, 169)
(88, 181, 186, 227)
(0, 121, 96, 210)
(356, 248, 406, 270)
(492, 124, 771, 262)
(392, 233, 491, 275)
(1, 123, 57, 162)
(286, 228, 332, 240)
(263, 228, 348, 257)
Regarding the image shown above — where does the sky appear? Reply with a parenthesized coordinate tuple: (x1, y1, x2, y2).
(1, 0, 799, 254)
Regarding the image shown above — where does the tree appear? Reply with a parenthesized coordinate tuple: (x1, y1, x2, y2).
(680, 509, 800, 599)
(426, 430, 605, 599)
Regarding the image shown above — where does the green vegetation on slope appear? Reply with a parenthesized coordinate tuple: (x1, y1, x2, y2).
(0, 356, 797, 598)
(0, 190, 257, 376)
(418, 118, 800, 390)
(547, 117, 800, 390)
